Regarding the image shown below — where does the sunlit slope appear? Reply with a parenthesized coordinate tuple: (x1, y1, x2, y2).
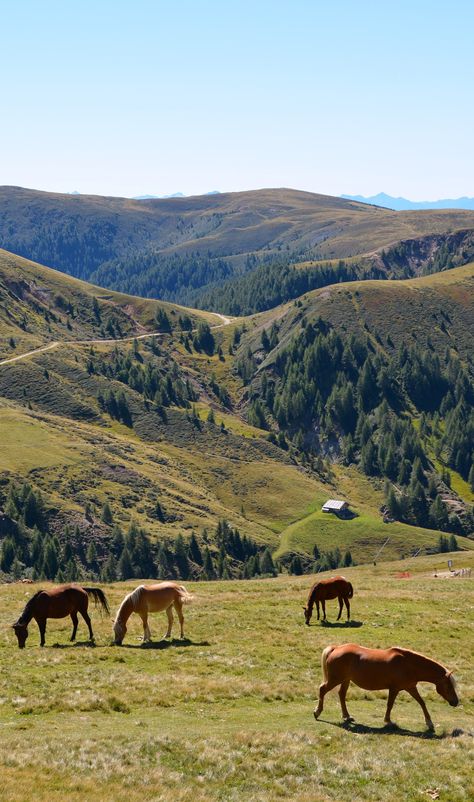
(0, 248, 219, 360)
(2, 186, 474, 301)
(257, 262, 474, 366)
(1, 253, 472, 563)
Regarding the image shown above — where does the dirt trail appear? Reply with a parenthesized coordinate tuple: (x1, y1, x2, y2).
(0, 312, 233, 367)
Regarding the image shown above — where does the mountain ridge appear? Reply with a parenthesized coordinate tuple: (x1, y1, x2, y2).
(342, 192, 474, 211)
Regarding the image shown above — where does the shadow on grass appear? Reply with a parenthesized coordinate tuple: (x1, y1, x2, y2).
(317, 620, 363, 629)
(121, 638, 211, 650)
(317, 717, 446, 739)
(51, 640, 98, 649)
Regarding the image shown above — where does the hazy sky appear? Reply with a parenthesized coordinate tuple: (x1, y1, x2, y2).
(1, 0, 473, 199)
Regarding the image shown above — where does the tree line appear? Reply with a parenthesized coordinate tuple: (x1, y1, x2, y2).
(246, 317, 474, 535)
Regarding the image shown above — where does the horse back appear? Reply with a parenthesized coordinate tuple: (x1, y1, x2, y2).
(42, 585, 88, 618)
(326, 644, 409, 691)
(143, 583, 184, 612)
(313, 576, 351, 600)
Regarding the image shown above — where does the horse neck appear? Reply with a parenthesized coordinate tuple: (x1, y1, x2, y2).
(17, 605, 34, 626)
(115, 594, 135, 627)
(307, 583, 319, 610)
(410, 651, 446, 683)
(17, 592, 43, 626)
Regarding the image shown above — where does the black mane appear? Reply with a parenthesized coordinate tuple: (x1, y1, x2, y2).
(16, 590, 45, 625)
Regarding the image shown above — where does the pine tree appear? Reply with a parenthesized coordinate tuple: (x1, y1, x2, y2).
(202, 547, 215, 579)
(290, 555, 303, 575)
(101, 502, 113, 525)
(86, 541, 98, 569)
(261, 548, 276, 576)
(188, 533, 202, 565)
(174, 534, 190, 579)
(101, 554, 117, 582)
(118, 547, 134, 579)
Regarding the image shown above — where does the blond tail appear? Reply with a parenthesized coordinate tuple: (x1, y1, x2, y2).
(178, 585, 194, 604)
(321, 645, 336, 682)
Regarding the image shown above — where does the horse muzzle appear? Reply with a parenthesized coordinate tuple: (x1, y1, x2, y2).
(450, 700, 459, 707)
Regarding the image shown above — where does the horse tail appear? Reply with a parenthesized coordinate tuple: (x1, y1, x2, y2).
(347, 582, 354, 599)
(321, 645, 336, 682)
(83, 587, 111, 617)
(177, 584, 194, 604)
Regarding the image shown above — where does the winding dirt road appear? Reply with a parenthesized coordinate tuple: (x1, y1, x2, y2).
(0, 312, 232, 367)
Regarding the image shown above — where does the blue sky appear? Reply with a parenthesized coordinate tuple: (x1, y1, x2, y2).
(1, 0, 473, 198)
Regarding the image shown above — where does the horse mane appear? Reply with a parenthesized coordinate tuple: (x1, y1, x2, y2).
(16, 590, 45, 625)
(307, 582, 320, 607)
(392, 646, 452, 678)
(113, 586, 144, 626)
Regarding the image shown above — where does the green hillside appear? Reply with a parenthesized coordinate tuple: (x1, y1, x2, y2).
(1, 186, 474, 307)
(0, 253, 473, 584)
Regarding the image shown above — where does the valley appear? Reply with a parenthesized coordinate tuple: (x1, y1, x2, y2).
(0, 244, 473, 583)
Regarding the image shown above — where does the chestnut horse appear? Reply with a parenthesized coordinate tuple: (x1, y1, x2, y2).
(113, 581, 194, 645)
(304, 576, 353, 625)
(12, 585, 110, 648)
(313, 643, 459, 731)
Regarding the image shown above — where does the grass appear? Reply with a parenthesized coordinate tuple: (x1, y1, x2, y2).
(0, 552, 473, 801)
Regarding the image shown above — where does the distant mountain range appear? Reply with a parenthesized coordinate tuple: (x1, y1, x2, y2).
(341, 192, 474, 211)
(133, 191, 220, 200)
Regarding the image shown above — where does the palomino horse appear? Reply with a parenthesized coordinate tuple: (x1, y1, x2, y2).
(304, 576, 353, 625)
(12, 585, 110, 648)
(313, 643, 459, 731)
(113, 582, 194, 645)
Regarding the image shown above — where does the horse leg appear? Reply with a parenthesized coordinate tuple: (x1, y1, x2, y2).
(174, 600, 185, 639)
(407, 686, 435, 731)
(164, 606, 173, 639)
(80, 609, 94, 641)
(321, 600, 326, 621)
(316, 600, 320, 620)
(36, 617, 46, 647)
(338, 680, 353, 721)
(313, 676, 340, 720)
(70, 611, 78, 641)
(336, 596, 343, 621)
(139, 612, 151, 642)
(384, 688, 399, 725)
(344, 597, 350, 620)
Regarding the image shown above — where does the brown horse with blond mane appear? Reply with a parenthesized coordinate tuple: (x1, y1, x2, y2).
(113, 581, 194, 645)
(12, 584, 110, 648)
(313, 643, 459, 730)
(304, 575, 353, 625)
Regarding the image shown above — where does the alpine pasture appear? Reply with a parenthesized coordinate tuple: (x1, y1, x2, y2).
(1, 552, 473, 802)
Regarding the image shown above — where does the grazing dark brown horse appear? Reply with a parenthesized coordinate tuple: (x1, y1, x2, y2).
(12, 585, 110, 648)
(313, 643, 459, 731)
(304, 575, 353, 624)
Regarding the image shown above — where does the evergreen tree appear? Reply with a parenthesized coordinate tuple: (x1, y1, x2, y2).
(118, 547, 134, 579)
(101, 501, 113, 525)
(261, 548, 276, 576)
(188, 533, 202, 565)
(202, 547, 215, 579)
(174, 534, 190, 579)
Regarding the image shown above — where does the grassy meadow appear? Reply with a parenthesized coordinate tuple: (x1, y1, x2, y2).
(0, 552, 473, 802)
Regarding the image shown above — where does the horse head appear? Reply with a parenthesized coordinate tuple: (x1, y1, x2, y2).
(436, 671, 459, 707)
(12, 622, 28, 649)
(303, 606, 312, 626)
(113, 618, 126, 645)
